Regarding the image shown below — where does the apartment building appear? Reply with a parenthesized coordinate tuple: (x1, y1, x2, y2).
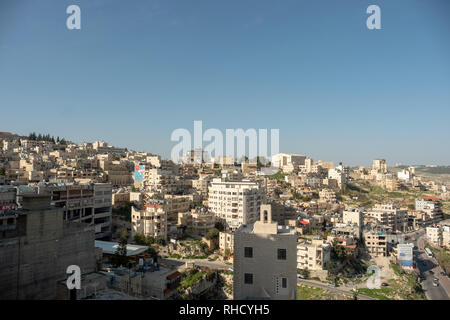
(0, 194, 96, 299)
(215, 156, 235, 166)
(297, 239, 331, 271)
(343, 208, 364, 227)
(177, 208, 216, 237)
(331, 223, 361, 240)
(134, 166, 180, 194)
(0, 186, 16, 209)
(92, 140, 127, 155)
(416, 197, 443, 223)
(192, 175, 214, 196)
(163, 194, 192, 219)
(93, 183, 114, 238)
(363, 230, 388, 257)
(219, 231, 234, 255)
(208, 178, 264, 231)
(99, 159, 132, 186)
(131, 204, 168, 240)
(33, 182, 112, 240)
(272, 153, 306, 173)
(318, 188, 336, 203)
(327, 165, 347, 189)
(112, 189, 130, 206)
(183, 148, 210, 165)
(233, 205, 297, 300)
(366, 203, 408, 232)
(426, 226, 443, 246)
(443, 225, 450, 249)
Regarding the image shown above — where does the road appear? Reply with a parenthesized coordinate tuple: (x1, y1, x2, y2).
(415, 233, 449, 300)
(297, 279, 376, 300)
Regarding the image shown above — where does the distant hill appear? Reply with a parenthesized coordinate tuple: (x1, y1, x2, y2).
(416, 166, 450, 175)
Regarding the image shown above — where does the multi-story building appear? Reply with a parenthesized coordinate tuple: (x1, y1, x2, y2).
(426, 226, 443, 246)
(366, 203, 408, 232)
(233, 204, 297, 300)
(177, 208, 216, 237)
(343, 208, 364, 227)
(208, 179, 264, 231)
(416, 197, 443, 223)
(163, 194, 192, 219)
(372, 159, 387, 174)
(92, 141, 127, 155)
(0, 194, 96, 299)
(192, 175, 214, 196)
(327, 165, 348, 189)
(318, 188, 336, 203)
(131, 203, 168, 240)
(99, 159, 132, 186)
(297, 239, 331, 271)
(271, 153, 306, 173)
(219, 231, 234, 255)
(363, 230, 388, 257)
(443, 225, 450, 249)
(134, 167, 180, 194)
(0, 186, 16, 209)
(32, 182, 112, 240)
(182, 148, 210, 165)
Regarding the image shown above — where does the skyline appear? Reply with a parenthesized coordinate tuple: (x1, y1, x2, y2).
(1, 0, 450, 166)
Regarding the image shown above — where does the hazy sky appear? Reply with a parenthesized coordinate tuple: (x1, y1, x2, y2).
(1, 0, 449, 166)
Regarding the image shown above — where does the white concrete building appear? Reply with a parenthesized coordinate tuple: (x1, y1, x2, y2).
(131, 204, 167, 240)
(416, 197, 443, 223)
(426, 226, 442, 246)
(297, 239, 331, 271)
(271, 153, 306, 173)
(343, 208, 364, 227)
(208, 179, 264, 231)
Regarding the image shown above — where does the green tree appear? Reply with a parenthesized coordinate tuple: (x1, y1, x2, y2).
(133, 233, 146, 245)
(156, 237, 166, 246)
(206, 228, 220, 240)
(214, 221, 225, 232)
(112, 231, 128, 267)
(0, 168, 5, 176)
(224, 248, 231, 259)
(147, 246, 158, 263)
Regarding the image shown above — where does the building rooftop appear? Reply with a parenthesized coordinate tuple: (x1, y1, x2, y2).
(94, 240, 148, 256)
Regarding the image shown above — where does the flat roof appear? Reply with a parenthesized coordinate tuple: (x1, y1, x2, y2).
(94, 240, 148, 256)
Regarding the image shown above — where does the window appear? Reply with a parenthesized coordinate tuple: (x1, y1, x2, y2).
(281, 278, 287, 289)
(244, 273, 253, 284)
(244, 247, 253, 258)
(277, 249, 287, 260)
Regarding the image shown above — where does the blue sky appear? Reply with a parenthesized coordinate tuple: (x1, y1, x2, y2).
(1, 0, 449, 166)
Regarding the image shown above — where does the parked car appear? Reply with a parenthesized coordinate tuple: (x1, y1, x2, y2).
(297, 274, 306, 279)
(381, 282, 389, 287)
(433, 282, 439, 287)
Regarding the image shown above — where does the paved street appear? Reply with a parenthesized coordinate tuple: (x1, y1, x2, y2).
(415, 234, 450, 300)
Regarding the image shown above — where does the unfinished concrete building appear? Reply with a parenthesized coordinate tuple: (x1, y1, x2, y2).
(0, 194, 96, 299)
